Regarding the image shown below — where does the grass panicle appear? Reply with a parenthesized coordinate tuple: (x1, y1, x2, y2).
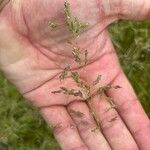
(64, 0, 89, 36)
(59, 66, 70, 81)
(48, 21, 59, 29)
(0, 1, 149, 149)
(69, 109, 84, 118)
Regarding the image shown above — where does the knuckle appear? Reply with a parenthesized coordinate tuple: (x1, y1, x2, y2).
(100, 113, 119, 131)
(99, 105, 119, 130)
(68, 102, 97, 134)
(119, 98, 139, 114)
(53, 122, 76, 135)
(133, 123, 150, 137)
(78, 119, 95, 134)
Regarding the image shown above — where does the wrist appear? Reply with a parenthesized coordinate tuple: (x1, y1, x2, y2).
(0, 0, 9, 12)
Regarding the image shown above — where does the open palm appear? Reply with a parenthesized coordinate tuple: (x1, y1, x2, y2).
(0, 0, 150, 149)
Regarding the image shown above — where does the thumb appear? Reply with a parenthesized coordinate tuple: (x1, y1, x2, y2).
(101, 0, 150, 20)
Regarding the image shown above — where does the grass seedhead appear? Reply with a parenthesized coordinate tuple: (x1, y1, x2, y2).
(51, 90, 62, 94)
(93, 75, 102, 86)
(84, 50, 88, 66)
(105, 97, 117, 112)
(51, 87, 83, 97)
(113, 85, 122, 89)
(64, 0, 71, 19)
(108, 116, 118, 122)
(90, 110, 101, 132)
(68, 41, 89, 67)
(48, 21, 59, 29)
(72, 46, 81, 64)
(71, 71, 80, 83)
(50, 0, 121, 134)
(59, 66, 70, 81)
(69, 109, 84, 118)
(69, 89, 83, 97)
(64, 0, 89, 37)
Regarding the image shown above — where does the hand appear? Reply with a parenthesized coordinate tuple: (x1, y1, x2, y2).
(0, 0, 150, 149)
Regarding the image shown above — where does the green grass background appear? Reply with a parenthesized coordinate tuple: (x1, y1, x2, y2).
(0, 20, 150, 150)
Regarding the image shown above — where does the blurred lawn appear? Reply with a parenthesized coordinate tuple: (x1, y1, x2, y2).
(0, 20, 150, 149)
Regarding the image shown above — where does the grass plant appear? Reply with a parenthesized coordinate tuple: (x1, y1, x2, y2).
(0, 1, 150, 149)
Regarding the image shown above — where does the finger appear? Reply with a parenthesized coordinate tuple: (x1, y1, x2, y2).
(67, 101, 111, 150)
(101, 0, 150, 20)
(119, 0, 150, 20)
(90, 94, 138, 150)
(107, 71, 150, 150)
(40, 106, 88, 150)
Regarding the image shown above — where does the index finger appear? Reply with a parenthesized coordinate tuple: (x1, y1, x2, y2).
(107, 71, 150, 150)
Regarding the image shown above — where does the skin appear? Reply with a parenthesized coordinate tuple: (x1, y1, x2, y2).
(0, 0, 150, 149)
